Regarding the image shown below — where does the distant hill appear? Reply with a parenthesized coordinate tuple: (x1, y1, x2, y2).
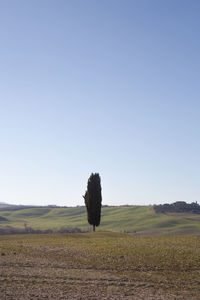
(0, 202, 10, 207)
(1, 203, 200, 235)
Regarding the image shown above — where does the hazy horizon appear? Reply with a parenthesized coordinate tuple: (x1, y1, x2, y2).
(1, 0, 200, 207)
(1, 200, 199, 207)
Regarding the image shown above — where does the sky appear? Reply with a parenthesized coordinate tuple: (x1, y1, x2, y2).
(0, 0, 200, 206)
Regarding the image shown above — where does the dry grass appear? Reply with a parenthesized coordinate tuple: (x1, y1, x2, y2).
(0, 232, 200, 299)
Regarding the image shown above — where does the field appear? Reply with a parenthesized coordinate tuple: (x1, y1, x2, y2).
(1, 205, 200, 235)
(0, 232, 200, 299)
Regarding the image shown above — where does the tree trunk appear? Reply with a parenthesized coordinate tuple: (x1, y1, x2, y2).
(93, 225, 95, 232)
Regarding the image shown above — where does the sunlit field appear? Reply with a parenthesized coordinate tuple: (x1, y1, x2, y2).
(1, 205, 200, 235)
(0, 232, 200, 299)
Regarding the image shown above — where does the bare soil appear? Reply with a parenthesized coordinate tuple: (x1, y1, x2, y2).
(0, 233, 199, 299)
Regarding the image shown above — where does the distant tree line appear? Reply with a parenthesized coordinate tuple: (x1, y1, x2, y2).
(153, 201, 200, 214)
(0, 226, 86, 235)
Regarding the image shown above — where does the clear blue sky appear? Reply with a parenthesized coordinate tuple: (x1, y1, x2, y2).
(0, 0, 200, 206)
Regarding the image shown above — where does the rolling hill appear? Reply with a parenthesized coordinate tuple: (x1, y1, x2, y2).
(0, 205, 200, 235)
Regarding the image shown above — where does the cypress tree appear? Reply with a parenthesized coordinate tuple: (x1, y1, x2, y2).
(83, 173, 102, 231)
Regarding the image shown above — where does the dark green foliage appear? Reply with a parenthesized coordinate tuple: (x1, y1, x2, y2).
(154, 201, 200, 214)
(0, 216, 8, 221)
(83, 173, 102, 231)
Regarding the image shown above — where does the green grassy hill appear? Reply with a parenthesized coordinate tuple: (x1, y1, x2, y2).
(0, 205, 200, 235)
